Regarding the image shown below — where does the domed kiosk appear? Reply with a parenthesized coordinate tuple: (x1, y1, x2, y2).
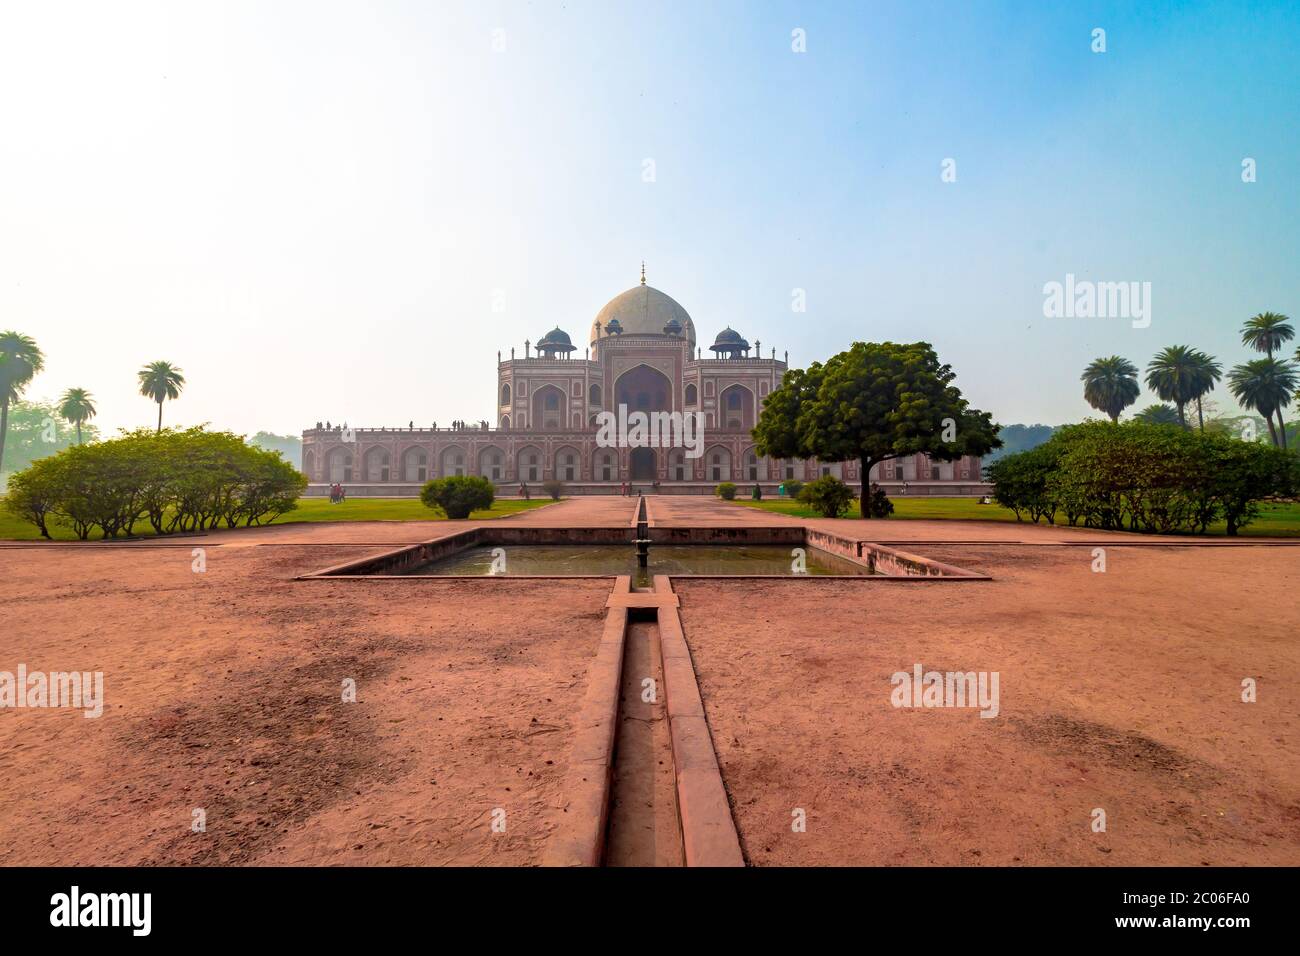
(709, 326, 750, 359)
(536, 326, 575, 358)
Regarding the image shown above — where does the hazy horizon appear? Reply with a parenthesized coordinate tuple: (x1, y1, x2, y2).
(3, 0, 1297, 437)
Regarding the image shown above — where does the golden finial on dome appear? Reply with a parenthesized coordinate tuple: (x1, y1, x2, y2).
(640, 260, 646, 285)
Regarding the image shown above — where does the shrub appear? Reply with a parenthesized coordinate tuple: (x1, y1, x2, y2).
(782, 479, 803, 499)
(1, 428, 307, 539)
(542, 479, 565, 500)
(3, 456, 66, 539)
(867, 485, 894, 518)
(716, 481, 737, 500)
(798, 475, 854, 518)
(984, 442, 1062, 524)
(421, 474, 495, 519)
(987, 420, 1299, 535)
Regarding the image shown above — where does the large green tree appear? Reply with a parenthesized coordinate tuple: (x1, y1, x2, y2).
(1080, 355, 1140, 422)
(137, 360, 185, 432)
(0, 331, 45, 473)
(752, 341, 1000, 518)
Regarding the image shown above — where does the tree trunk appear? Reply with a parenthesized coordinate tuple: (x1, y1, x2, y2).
(76, 422, 83, 445)
(1265, 415, 1279, 447)
(0, 398, 8, 473)
(859, 458, 872, 518)
(157, 400, 163, 433)
(1277, 410, 1289, 450)
(1176, 402, 1186, 428)
(1196, 398, 1204, 431)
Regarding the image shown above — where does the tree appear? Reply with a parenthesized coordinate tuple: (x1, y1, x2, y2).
(1186, 350, 1222, 431)
(753, 342, 999, 518)
(1240, 311, 1294, 359)
(1227, 358, 1297, 449)
(1205, 436, 1298, 536)
(1134, 404, 1181, 426)
(0, 331, 45, 473)
(1144, 346, 1201, 428)
(2, 455, 66, 539)
(1080, 356, 1140, 423)
(420, 475, 494, 519)
(138, 361, 185, 432)
(984, 443, 1062, 524)
(57, 388, 97, 444)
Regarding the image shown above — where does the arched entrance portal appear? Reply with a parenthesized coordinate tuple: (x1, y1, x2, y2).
(630, 447, 657, 481)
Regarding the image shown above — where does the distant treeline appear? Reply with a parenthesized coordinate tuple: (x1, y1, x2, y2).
(249, 431, 303, 469)
(984, 424, 1060, 462)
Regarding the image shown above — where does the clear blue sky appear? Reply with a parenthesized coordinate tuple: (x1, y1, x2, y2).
(2, 0, 1297, 434)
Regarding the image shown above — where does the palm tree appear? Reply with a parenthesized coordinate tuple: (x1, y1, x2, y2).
(1144, 346, 1201, 428)
(1081, 356, 1140, 423)
(58, 388, 97, 444)
(137, 361, 185, 432)
(1227, 358, 1297, 449)
(1134, 404, 1181, 426)
(1240, 311, 1294, 359)
(1186, 350, 1222, 431)
(0, 331, 45, 471)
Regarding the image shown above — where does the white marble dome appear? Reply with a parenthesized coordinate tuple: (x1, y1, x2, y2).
(590, 284, 696, 350)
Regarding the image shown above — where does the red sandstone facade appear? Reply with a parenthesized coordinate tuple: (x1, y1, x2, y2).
(300, 280, 988, 496)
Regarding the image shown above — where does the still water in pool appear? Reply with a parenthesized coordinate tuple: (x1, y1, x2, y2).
(402, 544, 873, 586)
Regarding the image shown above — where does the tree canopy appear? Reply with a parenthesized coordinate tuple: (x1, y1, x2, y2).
(753, 341, 1000, 517)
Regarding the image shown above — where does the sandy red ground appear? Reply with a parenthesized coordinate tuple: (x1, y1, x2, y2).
(677, 543, 1300, 866)
(1, 496, 1297, 866)
(0, 533, 608, 865)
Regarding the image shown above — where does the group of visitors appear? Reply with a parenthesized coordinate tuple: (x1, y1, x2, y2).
(313, 420, 493, 432)
(328, 483, 348, 504)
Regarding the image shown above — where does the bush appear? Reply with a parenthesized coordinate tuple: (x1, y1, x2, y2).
(867, 485, 894, 518)
(1, 428, 307, 539)
(798, 475, 854, 518)
(716, 481, 737, 500)
(984, 442, 1063, 524)
(987, 420, 1299, 535)
(542, 479, 565, 500)
(782, 479, 804, 499)
(420, 474, 495, 519)
(3, 456, 64, 539)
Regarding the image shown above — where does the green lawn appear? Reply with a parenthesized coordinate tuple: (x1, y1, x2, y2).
(0, 496, 557, 541)
(731, 496, 1300, 537)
